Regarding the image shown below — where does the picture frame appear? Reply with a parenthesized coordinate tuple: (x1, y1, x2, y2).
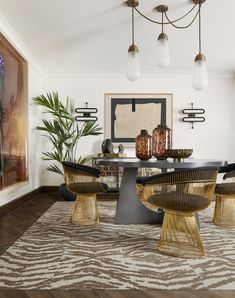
(104, 93, 173, 147)
(0, 33, 28, 189)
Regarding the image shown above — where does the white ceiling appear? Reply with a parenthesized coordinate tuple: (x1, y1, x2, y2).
(0, 0, 234, 73)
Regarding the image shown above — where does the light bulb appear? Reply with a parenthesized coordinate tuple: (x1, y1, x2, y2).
(127, 44, 140, 81)
(193, 53, 208, 91)
(156, 33, 170, 68)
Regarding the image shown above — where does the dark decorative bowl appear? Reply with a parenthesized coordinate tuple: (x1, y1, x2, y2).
(166, 149, 193, 161)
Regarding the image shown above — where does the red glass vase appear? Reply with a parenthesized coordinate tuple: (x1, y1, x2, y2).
(135, 130, 153, 160)
(152, 124, 172, 159)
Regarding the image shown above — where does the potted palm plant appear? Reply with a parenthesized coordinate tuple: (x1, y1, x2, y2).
(33, 91, 102, 200)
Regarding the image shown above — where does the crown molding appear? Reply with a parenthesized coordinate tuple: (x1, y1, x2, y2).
(0, 13, 233, 79)
(0, 13, 43, 75)
(44, 70, 235, 78)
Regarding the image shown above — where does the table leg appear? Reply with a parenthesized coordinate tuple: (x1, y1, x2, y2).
(115, 167, 164, 224)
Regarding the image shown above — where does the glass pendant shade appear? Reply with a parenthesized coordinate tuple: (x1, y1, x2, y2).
(193, 53, 208, 91)
(156, 33, 170, 68)
(127, 44, 140, 81)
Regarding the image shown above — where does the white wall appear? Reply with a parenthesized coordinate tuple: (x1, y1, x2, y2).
(42, 71, 235, 185)
(0, 15, 43, 206)
(0, 15, 234, 205)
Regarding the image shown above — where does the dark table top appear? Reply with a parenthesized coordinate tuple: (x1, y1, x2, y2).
(93, 157, 227, 169)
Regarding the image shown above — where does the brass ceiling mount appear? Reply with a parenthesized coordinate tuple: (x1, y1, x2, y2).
(126, 0, 139, 7)
(156, 5, 169, 13)
(192, 0, 206, 4)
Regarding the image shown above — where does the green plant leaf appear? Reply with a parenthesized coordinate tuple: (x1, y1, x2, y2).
(42, 151, 62, 162)
(33, 92, 103, 177)
(79, 121, 103, 137)
(76, 155, 92, 165)
(47, 164, 64, 176)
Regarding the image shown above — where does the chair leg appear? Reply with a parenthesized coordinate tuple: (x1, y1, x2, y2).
(158, 211, 204, 258)
(70, 194, 99, 225)
(213, 195, 235, 227)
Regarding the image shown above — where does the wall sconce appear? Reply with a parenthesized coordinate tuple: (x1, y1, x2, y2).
(75, 102, 98, 122)
(182, 103, 205, 129)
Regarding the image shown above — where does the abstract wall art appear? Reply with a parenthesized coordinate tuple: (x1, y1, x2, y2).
(104, 93, 172, 146)
(0, 33, 28, 189)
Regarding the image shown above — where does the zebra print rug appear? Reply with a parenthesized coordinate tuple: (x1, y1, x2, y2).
(0, 201, 234, 290)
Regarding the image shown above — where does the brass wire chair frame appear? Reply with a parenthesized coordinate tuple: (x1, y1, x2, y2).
(159, 210, 205, 258)
(63, 163, 107, 225)
(214, 193, 235, 227)
(214, 165, 235, 227)
(137, 168, 218, 258)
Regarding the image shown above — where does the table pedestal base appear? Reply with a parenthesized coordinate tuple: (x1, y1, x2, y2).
(115, 167, 164, 224)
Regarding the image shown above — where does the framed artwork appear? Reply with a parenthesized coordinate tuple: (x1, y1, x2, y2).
(104, 93, 172, 146)
(0, 33, 28, 189)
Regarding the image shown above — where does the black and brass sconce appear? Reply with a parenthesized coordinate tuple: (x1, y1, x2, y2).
(182, 103, 205, 129)
(75, 102, 98, 122)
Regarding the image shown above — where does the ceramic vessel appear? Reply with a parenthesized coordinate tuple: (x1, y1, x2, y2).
(102, 139, 114, 153)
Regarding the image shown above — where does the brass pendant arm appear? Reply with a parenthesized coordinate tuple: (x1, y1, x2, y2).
(134, 4, 197, 26)
(164, 7, 200, 30)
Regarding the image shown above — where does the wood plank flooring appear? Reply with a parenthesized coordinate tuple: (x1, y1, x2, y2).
(0, 192, 234, 298)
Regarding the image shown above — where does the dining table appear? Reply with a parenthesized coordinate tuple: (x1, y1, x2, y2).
(93, 157, 227, 224)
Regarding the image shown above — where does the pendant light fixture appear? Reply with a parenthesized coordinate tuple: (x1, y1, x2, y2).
(192, 3, 208, 90)
(156, 5, 170, 68)
(127, 2, 140, 81)
(126, 0, 208, 90)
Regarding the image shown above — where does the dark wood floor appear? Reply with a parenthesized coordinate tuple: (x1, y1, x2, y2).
(0, 193, 234, 298)
(0, 193, 62, 255)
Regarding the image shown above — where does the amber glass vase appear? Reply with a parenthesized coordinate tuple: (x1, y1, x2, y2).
(152, 124, 172, 159)
(135, 130, 153, 160)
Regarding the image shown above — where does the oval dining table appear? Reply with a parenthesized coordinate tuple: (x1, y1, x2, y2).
(93, 157, 227, 224)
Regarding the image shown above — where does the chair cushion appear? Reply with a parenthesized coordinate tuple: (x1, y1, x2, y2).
(62, 161, 101, 177)
(68, 182, 108, 194)
(148, 192, 210, 212)
(215, 183, 235, 195)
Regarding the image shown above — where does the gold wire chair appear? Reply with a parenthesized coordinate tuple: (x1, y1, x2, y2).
(137, 168, 218, 258)
(214, 164, 235, 227)
(62, 162, 108, 225)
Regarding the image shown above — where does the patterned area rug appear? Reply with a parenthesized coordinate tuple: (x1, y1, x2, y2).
(0, 201, 235, 290)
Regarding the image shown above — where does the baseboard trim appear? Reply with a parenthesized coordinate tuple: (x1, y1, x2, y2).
(0, 186, 60, 220)
(0, 185, 118, 220)
(0, 187, 41, 220)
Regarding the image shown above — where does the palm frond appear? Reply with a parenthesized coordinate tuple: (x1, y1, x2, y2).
(33, 92, 73, 121)
(47, 164, 64, 175)
(76, 155, 92, 165)
(33, 92, 103, 176)
(42, 151, 63, 162)
(79, 121, 103, 137)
